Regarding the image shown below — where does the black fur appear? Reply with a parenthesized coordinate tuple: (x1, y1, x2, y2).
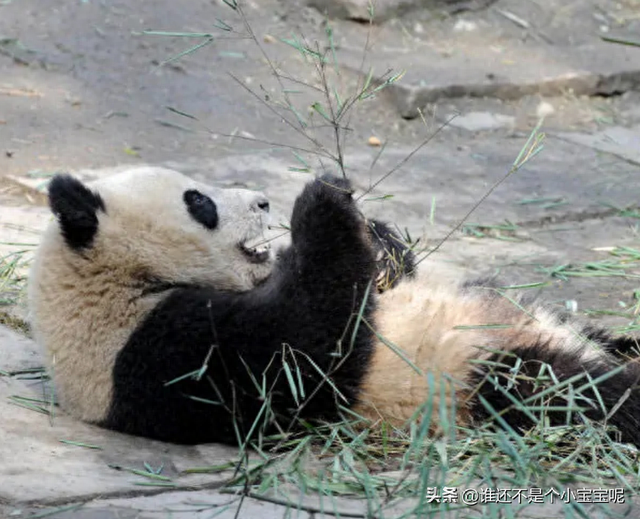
(582, 325, 640, 359)
(48, 174, 106, 250)
(183, 189, 218, 230)
(104, 175, 378, 444)
(469, 342, 640, 445)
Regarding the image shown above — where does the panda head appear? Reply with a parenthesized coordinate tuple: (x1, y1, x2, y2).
(37, 167, 274, 292)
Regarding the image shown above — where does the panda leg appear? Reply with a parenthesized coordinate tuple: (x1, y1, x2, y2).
(469, 343, 640, 446)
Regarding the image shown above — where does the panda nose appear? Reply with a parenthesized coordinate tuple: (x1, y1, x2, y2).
(253, 196, 270, 213)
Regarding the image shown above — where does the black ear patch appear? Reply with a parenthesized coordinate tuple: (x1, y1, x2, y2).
(184, 190, 218, 230)
(48, 174, 106, 251)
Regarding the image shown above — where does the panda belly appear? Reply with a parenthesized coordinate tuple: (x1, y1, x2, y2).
(352, 276, 485, 427)
(351, 272, 603, 428)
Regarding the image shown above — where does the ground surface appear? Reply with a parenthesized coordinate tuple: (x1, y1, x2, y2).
(1, 0, 640, 517)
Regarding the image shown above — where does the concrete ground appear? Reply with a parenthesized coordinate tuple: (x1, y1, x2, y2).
(1, 0, 640, 517)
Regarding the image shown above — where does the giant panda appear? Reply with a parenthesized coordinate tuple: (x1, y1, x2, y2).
(28, 167, 640, 446)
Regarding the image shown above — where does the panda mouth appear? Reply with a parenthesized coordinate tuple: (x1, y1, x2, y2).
(239, 237, 272, 264)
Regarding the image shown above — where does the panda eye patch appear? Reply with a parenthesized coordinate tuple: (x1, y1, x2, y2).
(183, 189, 218, 230)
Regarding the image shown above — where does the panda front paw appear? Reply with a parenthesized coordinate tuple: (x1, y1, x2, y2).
(317, 174, 354, 197)
(367, 219, 416, 292)
(290, 174, 363, 249)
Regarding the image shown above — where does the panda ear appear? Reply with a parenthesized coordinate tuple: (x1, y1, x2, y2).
(48, 174, 106, 251)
